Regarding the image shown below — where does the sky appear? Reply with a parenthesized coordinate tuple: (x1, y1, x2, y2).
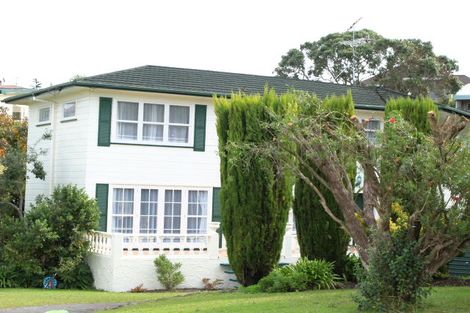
(2, 0, 469, 88)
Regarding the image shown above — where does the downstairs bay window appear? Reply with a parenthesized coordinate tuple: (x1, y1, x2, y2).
(109, 186, 209, 237)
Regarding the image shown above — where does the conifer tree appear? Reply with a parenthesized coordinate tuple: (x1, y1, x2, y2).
(293, 93, 355, 275)
(214, 89, 294, 286)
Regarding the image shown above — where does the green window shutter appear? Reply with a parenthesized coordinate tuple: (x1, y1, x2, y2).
(95, 184, 109, 231)
(98, 97, 112, 146)
(212, 187, 221, 222)
(193, 104, 207, 151)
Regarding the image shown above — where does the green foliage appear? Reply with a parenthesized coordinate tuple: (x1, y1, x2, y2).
(342, 254, 363, 283)
(355, 232, 431, 313)
(294, 93, 354, 276)
(0, 185, 99, 288)
(214, 88, 294, 286)
(256, 258, 339, 293)
(154, 255, 184, 290)
(385, 97, 438, 133)
(275, 30, 460, 100)
(0, 108, 49, 217)
(58, 260, 94, 290)
(276, 29, 389, 85)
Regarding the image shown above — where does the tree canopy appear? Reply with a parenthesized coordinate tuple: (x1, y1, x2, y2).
(275, 29, 460, 101)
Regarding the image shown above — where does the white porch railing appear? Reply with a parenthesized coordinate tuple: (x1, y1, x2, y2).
(87, 222, 220, 258)
(87, 221, 300, 259)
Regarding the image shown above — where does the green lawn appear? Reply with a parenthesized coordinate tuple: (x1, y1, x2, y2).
(98, 287, 470, 313)
(1, 287, 469, 313)
(0, 288, 180, 308)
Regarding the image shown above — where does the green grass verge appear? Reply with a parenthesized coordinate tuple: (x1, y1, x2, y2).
(98, 287, 470, 313)
(0, 289, 180, 308)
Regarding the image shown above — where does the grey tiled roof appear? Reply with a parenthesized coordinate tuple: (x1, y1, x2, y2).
(4, 65, 404, 106)
(82, 65, 403, 106)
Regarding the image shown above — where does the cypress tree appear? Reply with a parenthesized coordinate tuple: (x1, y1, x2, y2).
(385, 97, 438, 133)
(214, 89, 294, 286)
(293, 93, 355, 275)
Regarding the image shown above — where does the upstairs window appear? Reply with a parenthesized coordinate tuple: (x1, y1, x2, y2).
(38, 107, 51, 123)
(63, 102, 76, 119)
(114, 100, 192, 145)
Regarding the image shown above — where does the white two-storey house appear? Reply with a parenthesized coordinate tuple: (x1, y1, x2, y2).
(6, 65, 468, 291)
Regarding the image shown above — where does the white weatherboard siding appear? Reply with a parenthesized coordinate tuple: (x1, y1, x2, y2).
(83, 90, 220, 197)
(24, 91, 91, 209)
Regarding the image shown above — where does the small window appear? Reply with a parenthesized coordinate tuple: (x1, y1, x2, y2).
(364, 119, 381, 144)
(12, 112, 21, 120)
(63, 102, 76, 119)
(39, 107, 51, 123)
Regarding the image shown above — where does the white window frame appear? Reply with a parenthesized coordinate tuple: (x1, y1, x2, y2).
(363, 118, 382, 144)
(107, 185, 212, 236)
(37, 106, 51, 125)
(62, 101, 77, 120)
(111, 99, 194, 147)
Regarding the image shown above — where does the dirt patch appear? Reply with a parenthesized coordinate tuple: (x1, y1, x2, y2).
(432, 277, 470, 287)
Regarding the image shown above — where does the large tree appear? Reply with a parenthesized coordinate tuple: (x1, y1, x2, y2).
(275, 30, 460, 101)
(214, 89, 294, 286)
(0, 108, 47, 217)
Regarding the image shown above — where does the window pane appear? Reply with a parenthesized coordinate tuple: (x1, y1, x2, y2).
(118, 101, 138, 121)
(63, 102, 76, 118)
(39, 107, 50, 122)
(112, 188, 134, 233)
(143, 124, 163, 141)
(144, 103, 164, 122)
(118, 122, 138, 140)
(366, 120, 381, 130)
(169, 106, 189, 124)
(164, 189, 182, 234)
(168, 126, 188, 143)
(140, 189, 158, 234)
(187, 190, 208, 234)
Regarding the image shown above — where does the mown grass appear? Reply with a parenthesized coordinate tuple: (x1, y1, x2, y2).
(0, 288, 180, 308)
(99, 287, 470, 313)
(1, 287, 468, 312)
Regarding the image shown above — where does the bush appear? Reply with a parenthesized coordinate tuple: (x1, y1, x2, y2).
(0, 185, 99, 288)
(343, 254, 363, 283)
(355, 232, 431, 313)
(154, 255, 184, 290)
(58, 260, 94, 290)
(256, 258, 339, 293)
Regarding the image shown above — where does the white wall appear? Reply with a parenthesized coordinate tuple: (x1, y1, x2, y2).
(82, 89, 221, 201)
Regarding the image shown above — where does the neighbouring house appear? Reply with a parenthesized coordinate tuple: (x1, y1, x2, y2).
(0, 84, 31, 120)
(455, 83, 470, 112)
(4, 65, 469, 291)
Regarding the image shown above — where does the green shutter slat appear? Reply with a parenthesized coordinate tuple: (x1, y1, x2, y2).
(193, 104, 207, 151)
(95, 184, 109, 231)
(98, 97, 112, 146)
(212, 187, 221, 222)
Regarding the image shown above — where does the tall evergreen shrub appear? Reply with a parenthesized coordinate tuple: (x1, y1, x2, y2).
(293, 93, 355, 275)
(214, 89, 294, 286)
(385, 97, 438, 133)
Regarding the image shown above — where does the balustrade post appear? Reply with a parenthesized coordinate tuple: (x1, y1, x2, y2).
(111, 233, 124, 260)
(208, 222, 220, 259)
